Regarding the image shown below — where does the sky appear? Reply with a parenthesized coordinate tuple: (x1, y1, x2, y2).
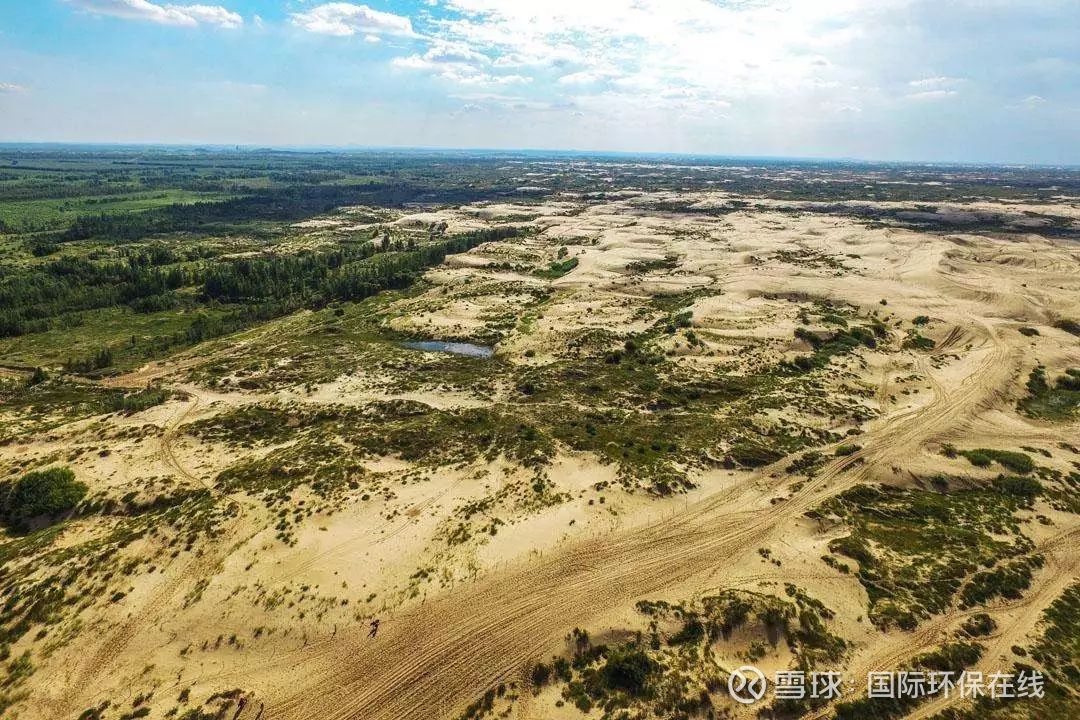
(0, 0, 1078, 163)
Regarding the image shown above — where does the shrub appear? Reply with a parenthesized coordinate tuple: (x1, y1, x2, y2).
(902, 331, 936, 350)
(1058, 369, 1080, 392)
(960, 448, 1034, 474)
(669, 617, 706, 645)
(992, 475, 1042, 502)
(1019, 366, 1080, 420)
(960, 556, 1043, 607)
(531, 662, 552, 688)
(533, 257, 578, 279)
(600, 647, 656, 696)
(1, 466, 87, 531)
(985, 450, 1034, 474)
(108, 387, 167, 414)
(959, 613, 997, 637)
(1053, 318, 1080, 337)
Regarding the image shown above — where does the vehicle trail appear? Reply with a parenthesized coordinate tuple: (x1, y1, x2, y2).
(249, 318, 1020, 720)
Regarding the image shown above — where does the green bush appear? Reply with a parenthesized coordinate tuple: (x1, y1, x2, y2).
(27, 367, 48, 387)
(530, 662, 552, 688)
(960, 448, 1034, 474)
(533, 257, 579, 279)
(902, 331, 936, 350)
(1059, 369, 1080, 392)
(600, 647, 656, 696)
(1, 466, 87, 531)
(959, 613, 997, 637)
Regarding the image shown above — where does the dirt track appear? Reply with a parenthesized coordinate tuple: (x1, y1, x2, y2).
(28, 199, 1080, 720)
(245, 318, 1023, 720)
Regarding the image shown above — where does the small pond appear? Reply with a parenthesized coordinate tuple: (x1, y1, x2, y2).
(401, 341, 494, 358)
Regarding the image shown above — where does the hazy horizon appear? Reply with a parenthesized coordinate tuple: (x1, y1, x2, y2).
(4, 141, 1080, 170)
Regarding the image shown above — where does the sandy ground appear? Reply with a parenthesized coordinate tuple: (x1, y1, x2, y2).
(4, 190, 1079, 720)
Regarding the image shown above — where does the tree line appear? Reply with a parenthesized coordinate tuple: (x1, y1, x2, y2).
(57, 182, 497, 243)
(1, 225, 526, 372)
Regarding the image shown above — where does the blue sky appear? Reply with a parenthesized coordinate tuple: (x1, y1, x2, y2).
(1, 1, 1078, 163)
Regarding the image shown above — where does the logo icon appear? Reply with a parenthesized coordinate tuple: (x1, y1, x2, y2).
(729, 665, 767, 705)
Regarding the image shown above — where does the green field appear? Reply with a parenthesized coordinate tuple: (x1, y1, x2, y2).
(0, 190, 233, 231)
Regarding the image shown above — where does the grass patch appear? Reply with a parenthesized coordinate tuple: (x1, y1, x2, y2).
(959, 448, 1036, 474)
(1018, 366, 1080, 421)
(927, 582, 1080, 719)
(532, 257, 579, 279)
(810, 480, 1041, 629)
(833, 641, 984, 720)
(0, 378, 168, 442)
(532, 587, 846, 718)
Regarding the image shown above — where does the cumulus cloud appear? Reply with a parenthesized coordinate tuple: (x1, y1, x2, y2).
(0, 83, 27, 93)
(178, 4, 243, 28)
(393, 53, 530, 85)
(290, 3, 415, 38)
(391, 40, 539, 86)
(419, 0, 884, 113)
(65, 0, 242, 28)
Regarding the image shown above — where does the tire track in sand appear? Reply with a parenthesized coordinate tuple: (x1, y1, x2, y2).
(240, 321, 1018, 720)
(54, 395, 250, 718)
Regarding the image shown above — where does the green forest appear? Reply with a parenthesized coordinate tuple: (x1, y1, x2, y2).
(0, 148, 529, 373)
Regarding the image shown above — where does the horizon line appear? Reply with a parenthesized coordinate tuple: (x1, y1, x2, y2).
(0, 141, 1076, 170)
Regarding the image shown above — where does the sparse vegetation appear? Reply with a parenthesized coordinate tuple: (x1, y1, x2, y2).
(1019, 366, 1080, 420)
(1, 148, 1078, 719)
(810, 480, 1042, 629)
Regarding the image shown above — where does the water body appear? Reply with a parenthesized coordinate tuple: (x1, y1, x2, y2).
(402, 341, 494, 358)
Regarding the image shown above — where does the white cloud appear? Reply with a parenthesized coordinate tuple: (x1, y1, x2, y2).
(424, 40, 490, 65)
(65, 0, 242, 28)
(905, 89, 958, 100)
(419, 0, 897, 115)
(392, 40, 539, 87)
(0, 83, 27, 93)
(175, 4, 242, 28)
(290, 3, 415, 38)
(394, 53, 530, 86)
(557, 70, 615, 85)
(1007, 94, 1048, 110)
(908, 76, 964, 88)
